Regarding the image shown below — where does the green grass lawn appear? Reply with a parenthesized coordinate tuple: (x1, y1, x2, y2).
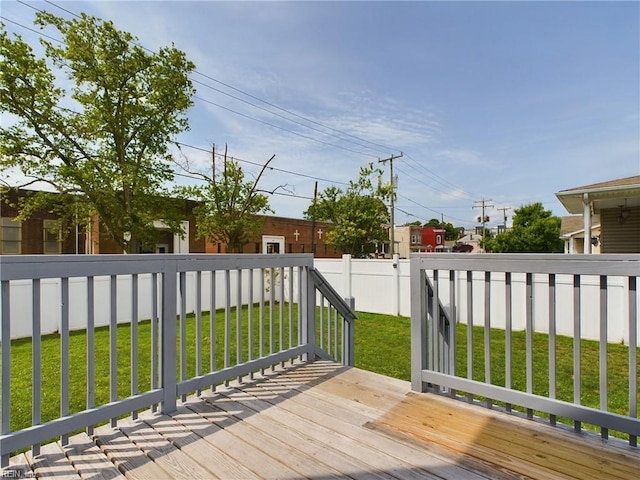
(5, 308, 638, 440)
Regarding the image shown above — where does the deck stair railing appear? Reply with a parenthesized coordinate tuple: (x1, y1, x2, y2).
(0, 254, 356, 467)
(411, 253, 639, 447)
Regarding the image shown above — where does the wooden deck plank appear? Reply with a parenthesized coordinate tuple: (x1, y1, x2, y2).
(26, 442, 81, 479)
(200, 387, 449, 480)
(167, 404, 303, 479)
(373, 393, 639, 480)
(228, 376, 522, 480)
(62, 432, 125, 480)
(245, 371, 530, 480)
(194, 388, 415, 480)
(117, 417, 218, 480)
(93, 425, 172, 480)
(400, 392, 640, 479)
(5, 361, 637, 480)
(5, 453, 33, 479)
(183, 396, 355, 480)
(140, 412, 259, 480)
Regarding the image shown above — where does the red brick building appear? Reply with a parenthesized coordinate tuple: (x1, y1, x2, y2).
(1, 189, 340, 257)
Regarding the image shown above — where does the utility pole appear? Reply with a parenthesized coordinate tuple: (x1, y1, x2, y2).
(379, 153, 403, 257)
(310, 181, 318, 256)
(497, 207, 511, 232)
(473, 199, 494, 245)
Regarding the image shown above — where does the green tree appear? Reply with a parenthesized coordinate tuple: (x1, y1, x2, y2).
(0, 12, 195, 253)
(424, 218, 461, 241)
(483, 203, 563, 253)
(176, 147, 274, 253)
(305, 163, 392, 258)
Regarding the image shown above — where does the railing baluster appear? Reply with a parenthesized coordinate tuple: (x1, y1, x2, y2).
(484, 271, 491, 408)
(599, 275, 608, 440)
(288, 266, 294, 353)
(161, 260, 177, 414)
(87, 276, 96, 429)
(195, 271, 202, 395)
(236, 268, 242, 382)
(32, 279, 41, 456)
(280, 267, 285, 365)
(269, 268, 275, 365)
(60, 277, 69, 445)
(629, 276, 638, 447)
(210, 270, 216, 390)
(431, 269, 439, 374)
(548, 274, 556, 425)
(131, 274, 138, 420)
(327, 301, 332, 356)
(1, 279, 10, 468)
(259, 268, 265, 373)
(110, 274, 117, 427)
(248, 269, 254, 365)
(573, 274, 582, 433)
(151, 272, 158, 410)
(179, 272, 187, 402)
(466, 271, 473, 403)
(505, 272, 512, 413)
(320, 295, 325, 351)
(224, 270, 231, 384)
(334, 305, 338, 360)
(525, 272, 533, 419)
(448, 270, 456, 388)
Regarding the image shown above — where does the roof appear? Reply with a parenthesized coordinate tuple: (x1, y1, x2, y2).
(560, 215, 600, 237)
(555, 175, 640, 214)
(559, 176, 640, 192)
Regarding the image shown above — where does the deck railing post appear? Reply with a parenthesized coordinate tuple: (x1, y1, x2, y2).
(160, 259, 178, 414)
(411, 257, 428, 392)
(344, 296, 355, 366)
(304, 265, 317, 361)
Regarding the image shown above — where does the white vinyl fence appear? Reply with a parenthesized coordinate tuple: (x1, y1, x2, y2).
(4, 268, 296, 340)
(2, 254, 636, 344)
(314, 254, 636, 345)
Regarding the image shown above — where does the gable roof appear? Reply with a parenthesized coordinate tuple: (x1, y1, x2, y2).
(560, 215, 600, 237)
(555, 175, 640, 214)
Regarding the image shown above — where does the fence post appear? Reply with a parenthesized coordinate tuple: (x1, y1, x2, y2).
(342, 254, 352, 298)
(392, 253, 400, 316)
(410, 256, 428, 392)
(344, 296, 355, 366)
(160, 259, 178, 413)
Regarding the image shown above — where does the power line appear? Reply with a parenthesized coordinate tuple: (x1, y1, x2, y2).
(174, 141, 349, 186)
(33, 0, 401, 158)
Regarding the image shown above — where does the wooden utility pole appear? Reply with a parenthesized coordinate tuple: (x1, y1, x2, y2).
(473, 198, 494, 242)
(379, 153, 403, 257)
(497, 207, 511, 232)
(311, 181, 318, 255)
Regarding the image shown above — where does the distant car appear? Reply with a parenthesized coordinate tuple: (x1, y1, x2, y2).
(452, 243, 474, 253)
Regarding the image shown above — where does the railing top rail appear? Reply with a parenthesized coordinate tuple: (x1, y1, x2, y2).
(0, 254, 315, 281)
(410, 253, 640, 276)
(309, 267, 357, 323)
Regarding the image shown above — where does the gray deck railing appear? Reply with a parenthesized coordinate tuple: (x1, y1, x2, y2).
(0, 254, 355, 466)
(411, 253, 639, 447)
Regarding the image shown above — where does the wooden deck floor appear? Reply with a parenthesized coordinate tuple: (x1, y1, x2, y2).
(4, 361, 639, 479)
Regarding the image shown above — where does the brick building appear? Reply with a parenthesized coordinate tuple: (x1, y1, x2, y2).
(204, 215, 340, 258)
(0, 188, 340, 257)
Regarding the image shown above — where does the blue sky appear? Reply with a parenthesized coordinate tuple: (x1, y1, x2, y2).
(2, 1, 639, 228)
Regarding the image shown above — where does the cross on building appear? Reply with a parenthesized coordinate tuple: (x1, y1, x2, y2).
(293, 230, 300, 241)
(317, 228, 323, 239)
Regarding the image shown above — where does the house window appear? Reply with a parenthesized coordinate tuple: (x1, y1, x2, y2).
(1, 217, 22, 254)
(411, 234, 420, 244)
(43, 219, 62, 254)
(436, 235, 442, 245)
